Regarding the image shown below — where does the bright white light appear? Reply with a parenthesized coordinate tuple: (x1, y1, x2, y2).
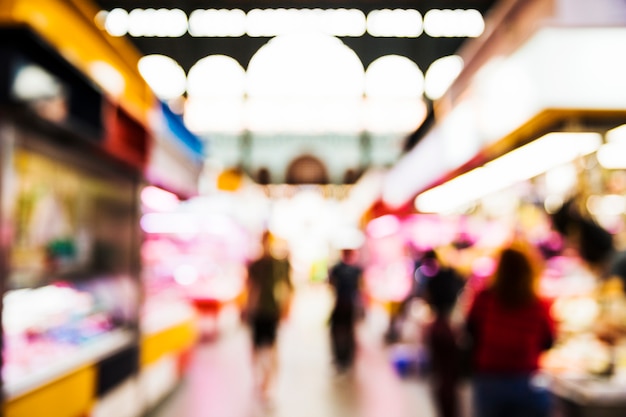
(140, 212, 238, 235)
(416, 132, 602, 213)
(12, 65, 63, 100)
(128, 9, 150, 37)
(486, 132, 601, 184)
(544, 195, 564, 214)
(140, 213, 196, 234)
(187, 55, 246, 98)
(104, 8, 129, 37)
(245, 97, 362, 133)
(189, 9, 246, 37)
(367, 9, 423, 38)
(587, 194, 626, 217)
(138, 55, 187, 99)
(247, 33, 364, 99)
(606, 125, 626, 143)
(128, 8, 187, 37)
(88, 61, 125, 97)
(597, 141, 626, 169)
(415, 167, 490, 213)
(365, 55, 424, 98)
(185, 98, 245, 133)
(174, 264, 199, 286)
(363, 98, 427, 133)
(424, 9, 484, 38)
(600, 125, 626, 169)
(325, 9, 367, 37)
(246, 8, 365, 37)
(473, 57, 536, 142)
(544, 163, 577, 196)
(424, 55, 464, 100)
(141, 186, 180, 212)
(382, 129, 446, 209)
(366, 215, 400, 238)
(462, 9, 485, 37)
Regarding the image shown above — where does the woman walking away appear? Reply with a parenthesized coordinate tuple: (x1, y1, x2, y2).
(466, 245, 555, 417)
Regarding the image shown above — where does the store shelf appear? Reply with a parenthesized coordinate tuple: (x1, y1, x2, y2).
(4, 328, 135, 400)
(551, 374, 626, 407)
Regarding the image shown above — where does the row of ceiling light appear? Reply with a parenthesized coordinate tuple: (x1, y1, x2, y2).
(415, 126, 626, 214)
(98, 8, 484, 39)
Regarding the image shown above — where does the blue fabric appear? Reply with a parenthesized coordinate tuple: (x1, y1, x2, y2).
(160, 101, 205, 161)
(473, 374, 552, 417)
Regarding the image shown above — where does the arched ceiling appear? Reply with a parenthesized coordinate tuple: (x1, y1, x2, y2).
(93, 0, 501, 185)
(94, 0, 499, 79)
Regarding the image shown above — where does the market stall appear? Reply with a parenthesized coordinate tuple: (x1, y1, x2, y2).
(0, 1, 203, 416)
(0, 25, 146, 417)
(379, 0, 626, 414)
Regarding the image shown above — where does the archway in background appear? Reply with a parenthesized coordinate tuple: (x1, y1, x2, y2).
(286, 155, 329, 184)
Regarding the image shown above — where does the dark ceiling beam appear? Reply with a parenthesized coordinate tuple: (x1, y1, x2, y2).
(94, 0, 499, 71)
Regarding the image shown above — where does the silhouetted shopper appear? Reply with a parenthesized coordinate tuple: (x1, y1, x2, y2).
(246, 230, 293, 399)
(328, 248, 363, 372)
(422, 250, 465, 417)
(466, 245, 555, 417)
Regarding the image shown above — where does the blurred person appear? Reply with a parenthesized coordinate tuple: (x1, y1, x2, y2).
(328, 248, 363, 373)
(385, 244, 424, 344)
(421, 249, 466, 417)
(246, 230, 293, 400)
(551, 199, 626, 362)
(466, 245, 555, 417)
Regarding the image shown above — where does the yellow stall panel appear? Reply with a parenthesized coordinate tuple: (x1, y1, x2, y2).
(4, 366, 96, 417)
(141, 320, 198, 367)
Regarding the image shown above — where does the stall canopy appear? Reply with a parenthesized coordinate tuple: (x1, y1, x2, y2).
(382, 0, 626, 212)
(146, 101, 206, 198)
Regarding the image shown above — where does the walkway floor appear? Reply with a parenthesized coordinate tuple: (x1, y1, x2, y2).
(147, 284, 470, 417)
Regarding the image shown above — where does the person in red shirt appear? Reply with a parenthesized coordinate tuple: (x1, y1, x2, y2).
(466, 245, 555, 417)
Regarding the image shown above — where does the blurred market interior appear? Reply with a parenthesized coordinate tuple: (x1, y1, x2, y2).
(2, 0, 626, 416)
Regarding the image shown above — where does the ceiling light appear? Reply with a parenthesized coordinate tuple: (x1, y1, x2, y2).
(606, 124, 626, 143)
(415, 132, 602, 213)
(138, 55, 187, 99)
(188, 9, 246, 37)
(423, 9, 484, 38)
(246, 8, 366, 37)
(128, 8, 187, 37)
(367, 9, 423, 38)
(104, 8, 129, 37)
(597, 141, 626, 169)
(187, 55, 246, 98)
(424, 55, 463, 100)
(365, 55, 424, 98)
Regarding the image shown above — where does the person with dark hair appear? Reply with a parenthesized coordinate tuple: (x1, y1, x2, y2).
(551, 199, 626, 357)
(328, 248, 363, 372)
(421, 249, 465, 417)
(466, 245, 555, 417)
(246, 230, 293, 399)
(551, 198, 615, 273)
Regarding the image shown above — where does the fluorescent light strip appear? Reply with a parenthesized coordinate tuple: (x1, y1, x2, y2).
(103, 8, 483, 38)
(423, 9, 484, 38)
(415, 132, 602, 213)
(594, 110, 626, 171)
(367, 9, 423, 38)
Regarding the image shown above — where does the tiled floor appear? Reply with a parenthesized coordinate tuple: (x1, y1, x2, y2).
(147, 284, 469, 417)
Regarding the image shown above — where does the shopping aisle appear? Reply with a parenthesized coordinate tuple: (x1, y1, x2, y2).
(146, 284, 444, 417)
